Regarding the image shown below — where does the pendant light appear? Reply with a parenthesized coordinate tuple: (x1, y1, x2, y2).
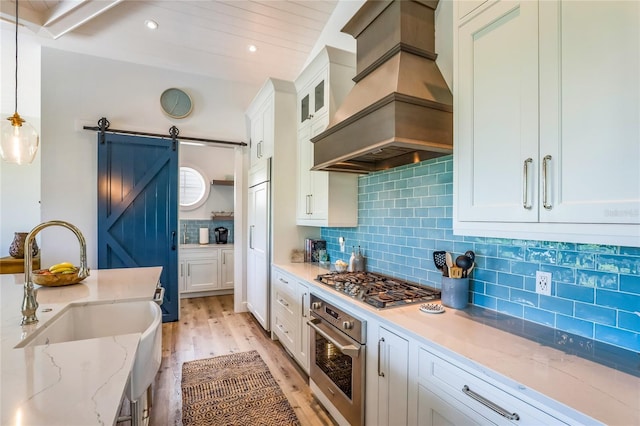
(0, 0, 39, 165)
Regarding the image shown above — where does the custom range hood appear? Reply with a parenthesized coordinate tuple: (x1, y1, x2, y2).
(311, 0, 452, 173)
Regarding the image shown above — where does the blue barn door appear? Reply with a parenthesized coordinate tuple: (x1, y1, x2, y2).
(97, 133, 179, 322)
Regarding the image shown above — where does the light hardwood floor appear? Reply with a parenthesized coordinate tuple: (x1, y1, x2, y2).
(149, 295, 336, 426)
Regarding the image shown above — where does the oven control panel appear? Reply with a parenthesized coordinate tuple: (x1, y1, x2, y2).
(310, 294, 366, 344)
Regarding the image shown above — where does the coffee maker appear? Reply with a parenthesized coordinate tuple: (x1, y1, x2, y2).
(214, 227, 228, 244)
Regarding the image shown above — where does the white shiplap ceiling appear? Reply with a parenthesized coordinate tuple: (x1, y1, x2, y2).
(0, 0, 339, 86)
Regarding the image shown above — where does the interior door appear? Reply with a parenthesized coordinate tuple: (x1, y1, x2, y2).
(97, 133, 179, 322)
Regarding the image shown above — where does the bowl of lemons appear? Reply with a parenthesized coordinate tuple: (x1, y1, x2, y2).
(334, 259, 348, 273)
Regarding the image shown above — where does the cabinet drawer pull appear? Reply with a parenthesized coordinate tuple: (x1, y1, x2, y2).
(279, 277, 289, 285)
(542, 155, 552, 210)
(377, 337, 385, 377)
(279, 298, 289, 307)
(522, 158, 532, 209)
(301, 293, 307, 318)
(462, 385, 520, 421)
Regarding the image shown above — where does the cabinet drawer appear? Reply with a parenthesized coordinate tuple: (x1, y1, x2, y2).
(180, 247, 219, 261)
(419, 348, 568, 425)
(272, 269, 296, 297)
(274, 287, 295, 317)
(272, 310, 296, 352)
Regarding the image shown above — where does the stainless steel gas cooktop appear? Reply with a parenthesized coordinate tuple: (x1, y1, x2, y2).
(315, 271, 440, 309)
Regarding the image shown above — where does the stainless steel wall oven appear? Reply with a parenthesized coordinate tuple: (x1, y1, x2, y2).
(307, 294, 366, 426)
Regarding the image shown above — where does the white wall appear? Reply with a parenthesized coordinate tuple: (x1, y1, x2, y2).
(40, 48, 258, 268)
(436, 0, 454, 89)
(302, 0, 365, 69)
(0, 26, 42, 256)
(180, 144, 235, 219)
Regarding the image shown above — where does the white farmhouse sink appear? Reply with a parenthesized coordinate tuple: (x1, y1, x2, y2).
(16, 300, 162, 402)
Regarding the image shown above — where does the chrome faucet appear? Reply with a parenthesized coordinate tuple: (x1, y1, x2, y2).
(21, 220, 90, 325)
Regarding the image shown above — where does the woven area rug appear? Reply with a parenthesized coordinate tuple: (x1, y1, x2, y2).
(181, 350, 300, 426)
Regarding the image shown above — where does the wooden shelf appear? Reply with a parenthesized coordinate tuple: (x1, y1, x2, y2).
(0, 256, 41, 274)
(212, 215, 234, 220)
(211, 180, 234, 186)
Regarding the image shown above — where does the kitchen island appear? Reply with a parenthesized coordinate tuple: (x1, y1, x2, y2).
(0, 266, 162, 425)
(275, 262, 639, 426)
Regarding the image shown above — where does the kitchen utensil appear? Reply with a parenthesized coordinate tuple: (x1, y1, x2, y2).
(455, 255, 473, 276)
(466, 262, 475, 277)
(445, 252, 454, 269)
(433, 251, 447, 276)
(464, 250, 476, 262)
(449, 266, 463, 278)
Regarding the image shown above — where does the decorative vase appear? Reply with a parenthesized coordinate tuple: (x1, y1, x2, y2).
(8, 232, 39, 259)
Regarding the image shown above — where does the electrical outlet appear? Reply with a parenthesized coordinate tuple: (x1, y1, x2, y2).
(339, 236, 345, 252)
(536, 271, 552, 296)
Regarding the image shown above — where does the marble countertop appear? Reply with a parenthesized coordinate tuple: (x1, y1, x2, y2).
(1, 266, 162, 425)
(274, 262, 640, 426)
(180, 243, 234, 248)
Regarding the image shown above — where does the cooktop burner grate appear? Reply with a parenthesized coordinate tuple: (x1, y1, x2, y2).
(316, 272, 440, 309)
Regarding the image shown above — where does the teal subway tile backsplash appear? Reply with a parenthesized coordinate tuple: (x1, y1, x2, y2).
(320, 155, 640, 352)
(179, 219, 233, 244)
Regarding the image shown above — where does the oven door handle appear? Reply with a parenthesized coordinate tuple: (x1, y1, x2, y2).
(307, 319, 361, 358)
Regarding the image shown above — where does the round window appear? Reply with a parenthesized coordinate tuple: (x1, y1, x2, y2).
(179, 166, 209, 210)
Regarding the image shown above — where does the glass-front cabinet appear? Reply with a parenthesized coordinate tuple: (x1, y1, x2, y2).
(299, 69, 327, 125)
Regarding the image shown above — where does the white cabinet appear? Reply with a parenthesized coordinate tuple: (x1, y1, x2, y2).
(376, 326, 409, 426)
(418, 385, 486, 426)
(247, 95, 274, 167)
(296, 280, 310, 372)
(247, 165, 270, 330)
(179, 245, 234, 295)
(416, 346, 570, 425)
(298, 68, 327, 126)
(246, 78, 309, 330)
(295, 46, 359, 227)
(453, 0, 640, 246)
(271, 267, 311, 373)
(220, 248, 234, 289)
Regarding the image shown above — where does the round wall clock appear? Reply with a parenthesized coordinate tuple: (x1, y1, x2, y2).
(160, 88, 193, 119)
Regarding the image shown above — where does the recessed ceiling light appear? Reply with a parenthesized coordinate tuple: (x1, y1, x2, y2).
(145, 20, 158, 30)
(248, 45, 257, 53)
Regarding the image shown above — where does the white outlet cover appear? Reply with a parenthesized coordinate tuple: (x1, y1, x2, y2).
(536, 271, 552, 296)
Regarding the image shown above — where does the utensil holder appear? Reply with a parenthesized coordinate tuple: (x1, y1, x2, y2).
(441, 277, 469, 309)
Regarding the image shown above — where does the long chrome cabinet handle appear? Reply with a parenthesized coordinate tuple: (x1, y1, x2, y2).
(542, 155, 552, 210)
(306, 194, 312, 215)
(462, 385, 520, 421)
(249, 225, 254, 249)
(307, 319, 360, 357)
(301, 293, 307, 318)
(378, 337, 385, 377)
(522, 158, 533, 209)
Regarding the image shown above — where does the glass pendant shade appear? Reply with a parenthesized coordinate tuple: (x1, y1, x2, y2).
(0, 112, 39, 165)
